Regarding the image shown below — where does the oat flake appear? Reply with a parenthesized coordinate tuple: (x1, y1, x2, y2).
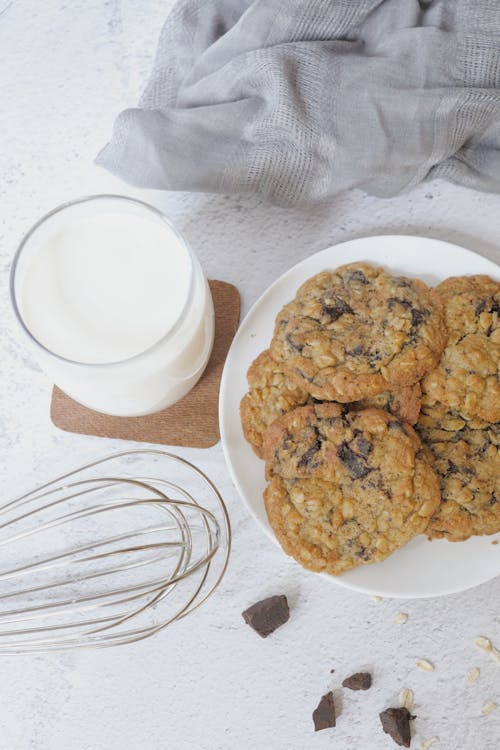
(467, 667, 480, 683)
(416, 659, 435, 672)
(480, 702, 497, 716)
(394, 612, 409, 624)
(421, 737, 439, 750)
(399, 688, 414, 711)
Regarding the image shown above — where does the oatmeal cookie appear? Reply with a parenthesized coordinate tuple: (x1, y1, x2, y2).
(418, 395, 489, 432)
(241, 350, 422, 457)
(263, 403, 440, 575)
(421, 275, 500, 423)
(416, 405, 500, 542)
(240, 350, 310, 458)
(269, 263, 445, 402)
(357, 383, 421, 426)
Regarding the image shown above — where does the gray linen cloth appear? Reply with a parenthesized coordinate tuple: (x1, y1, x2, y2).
(97, 0, 500, 207)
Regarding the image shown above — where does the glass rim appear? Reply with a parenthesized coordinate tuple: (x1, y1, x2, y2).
(10, 194, 195, 368)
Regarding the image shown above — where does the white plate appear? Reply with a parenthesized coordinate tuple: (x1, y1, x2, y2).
(220, 235, 500, 598)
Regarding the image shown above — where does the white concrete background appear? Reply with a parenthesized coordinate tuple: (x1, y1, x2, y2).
(0, 2, 499, 749)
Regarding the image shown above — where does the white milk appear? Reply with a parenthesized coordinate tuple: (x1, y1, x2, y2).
(14, 202, 214, 416)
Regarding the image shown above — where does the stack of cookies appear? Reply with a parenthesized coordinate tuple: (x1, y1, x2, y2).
(240, 263, 499, 575)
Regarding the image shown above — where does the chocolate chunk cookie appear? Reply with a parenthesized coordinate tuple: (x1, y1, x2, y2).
(263, 403, 440, 575)
(240, 350, 422, 457)
(416, 404, 500, 542)
(421, 275, 500, 423)
(269, 263, 445, 402)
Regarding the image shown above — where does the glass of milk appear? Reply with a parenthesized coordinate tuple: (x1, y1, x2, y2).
(10, 195, 215, 417)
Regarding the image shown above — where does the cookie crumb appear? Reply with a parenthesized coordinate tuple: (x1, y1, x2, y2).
(372, 595, 383, 602)
(467, 667, 480, 684)
(379, 707, 414, 747)
(421, 737, 439, 749)
(394, 612, 409, 624)
(399, 688, 414, 711)
(480, 702, 497, 716)
(342, 672, 372, 691)
(312, 691, 336, 731)
(492, 540, 498, 545)
(416, 659, 435, 672)
(242, 595, 289, 638)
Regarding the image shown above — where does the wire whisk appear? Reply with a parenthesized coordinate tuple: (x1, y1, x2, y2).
(0, 450, 230, 653)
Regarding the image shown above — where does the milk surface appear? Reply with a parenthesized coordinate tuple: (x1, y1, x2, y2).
(20, 212, 192, 364)
(16, 205, 214, 416)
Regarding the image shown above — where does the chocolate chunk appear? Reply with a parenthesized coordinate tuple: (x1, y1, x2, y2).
(242, 595, 289, 638)
(445, 460, 459, 476)
(388, 297, 412, 311)
(312, 692, 336, 731)
(297, 439, 322, 469)
(355, 435, 373, 457)
(294, 367, 314, 383)
(337, 442, 372, 479)
(393, 277, 411, 288)
(286, 333, 304, 354)
(321, 296, 354, 322)
(487, 492, 497, 506)
(379, 707, 413, 747)
(342, 672, 372, 691)
(489, 299, 500, 315)
(356, 546, 371, 561)
(347, 344, 364, 356)
(388, 420, 405, 432)
(366, 349, 382, 365)
(475, 299, 487, 315)
(345, 269, 369, 285)
(411, 308, 427, 328)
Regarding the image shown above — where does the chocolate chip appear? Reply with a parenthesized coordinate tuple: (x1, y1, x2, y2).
(321, 296, 354, 322)
(337, 442, 373, 479)
(242, 595, 289, 638)
(312, 692, 336, 731)
(286, 333, 304, 353)
(342, 672, 372, 690)
(487, 492, 497, 506)
(379, 707, 414, 747)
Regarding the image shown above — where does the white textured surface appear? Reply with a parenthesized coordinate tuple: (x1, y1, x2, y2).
(0, 2, 499, 749)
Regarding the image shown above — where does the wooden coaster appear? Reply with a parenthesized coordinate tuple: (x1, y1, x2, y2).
(51, 280, 240, 448)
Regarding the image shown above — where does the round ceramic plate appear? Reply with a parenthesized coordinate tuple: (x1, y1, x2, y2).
(219, 235, 500, 598)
